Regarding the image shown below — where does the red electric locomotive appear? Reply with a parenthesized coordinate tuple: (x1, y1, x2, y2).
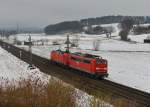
(51, 50, 108, 78)
(51, 50, 69, 65)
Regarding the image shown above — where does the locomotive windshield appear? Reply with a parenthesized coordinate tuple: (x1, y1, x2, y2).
(96, 58, 107, 64)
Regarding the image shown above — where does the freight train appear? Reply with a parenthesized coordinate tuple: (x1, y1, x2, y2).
(51, 50, 108, 78)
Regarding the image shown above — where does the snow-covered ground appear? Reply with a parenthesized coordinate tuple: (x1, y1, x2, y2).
(129, 34, 149, 43)
(2, 23, 150, 94)
(0, 46, 50, 85)
(0, 46, 111, 107)
(79, 35, 150, 93)
(99, 52, 150, 92)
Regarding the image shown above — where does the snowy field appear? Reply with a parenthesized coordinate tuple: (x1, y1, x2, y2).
(3, 23, 150, 94)
(80, 36, 150, 93)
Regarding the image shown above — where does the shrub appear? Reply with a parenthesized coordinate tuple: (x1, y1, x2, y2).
(0, 77, 75, 107)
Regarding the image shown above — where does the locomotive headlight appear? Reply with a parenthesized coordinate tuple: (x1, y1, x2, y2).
(96, 68, 107, 70)
(103, 68, 107, 70)
(96, 68, 100, 70)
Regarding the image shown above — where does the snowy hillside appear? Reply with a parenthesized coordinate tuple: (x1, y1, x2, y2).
(0, 47, 50, 84)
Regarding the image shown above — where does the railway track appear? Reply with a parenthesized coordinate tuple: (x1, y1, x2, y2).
(0, 40, 150, 107)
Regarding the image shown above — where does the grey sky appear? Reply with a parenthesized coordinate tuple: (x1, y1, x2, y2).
(0, 0, 150, 28)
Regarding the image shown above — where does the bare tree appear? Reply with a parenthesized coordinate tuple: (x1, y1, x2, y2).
(71, 34, 80, 47)
(119, 17, 134, 41)
(13, 36, 18, 44)
(93, 39, 101, 51)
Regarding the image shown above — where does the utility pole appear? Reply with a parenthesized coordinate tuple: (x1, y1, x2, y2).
(28, 35, 35, 69)
(16, 23, 19, 34)
(66, 34, 70, 53)
(29, 35, 32, 65)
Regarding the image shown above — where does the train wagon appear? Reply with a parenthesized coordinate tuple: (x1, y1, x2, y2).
(51, 50, 108, 78)
(51, 50, 69, 65)
(69, 52, 108, 77)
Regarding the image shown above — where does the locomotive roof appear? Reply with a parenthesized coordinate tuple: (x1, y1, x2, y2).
(72, 52, 101, 59)
(54, 50, 102, 59)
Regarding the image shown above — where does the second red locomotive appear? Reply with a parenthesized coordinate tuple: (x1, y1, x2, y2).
(51, 50, 108, 78)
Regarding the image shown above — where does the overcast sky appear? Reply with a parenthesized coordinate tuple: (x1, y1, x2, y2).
(0, 0, 150, 28)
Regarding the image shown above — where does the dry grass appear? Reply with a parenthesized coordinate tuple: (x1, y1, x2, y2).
(0, 77, 75, 107)
(90, 95, 139, 107)
(0, 76, 141, 107)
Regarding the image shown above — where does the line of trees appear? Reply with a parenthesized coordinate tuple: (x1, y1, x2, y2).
(133, 25, 150, 35)
(0, 30, 17, 39)
(44, 21, 83, 35)
(80, 15, 150, 25)
(44, 15, 150, 35)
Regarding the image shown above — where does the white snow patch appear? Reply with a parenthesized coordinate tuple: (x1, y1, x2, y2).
(0, 46, 50, 85)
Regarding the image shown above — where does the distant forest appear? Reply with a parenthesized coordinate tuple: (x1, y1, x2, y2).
(44, 15, 150, 35)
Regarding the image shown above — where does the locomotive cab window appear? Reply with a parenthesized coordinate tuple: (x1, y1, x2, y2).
(96, 59, 107, 64)
(56, 50, 64, 54)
